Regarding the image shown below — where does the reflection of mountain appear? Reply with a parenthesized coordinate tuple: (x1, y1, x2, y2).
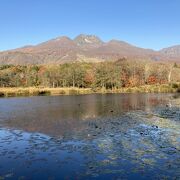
(0, 94, 169, 136)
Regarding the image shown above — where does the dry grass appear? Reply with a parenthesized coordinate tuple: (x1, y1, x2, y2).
(0, 84, 179, 97)
(118, 84, 178, 93)
(0, 87, 92, 97)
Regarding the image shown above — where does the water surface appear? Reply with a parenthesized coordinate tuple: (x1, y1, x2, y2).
(0, 93, 179, 179)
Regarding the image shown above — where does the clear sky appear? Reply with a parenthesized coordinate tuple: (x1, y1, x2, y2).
(0, 0, 180, 51)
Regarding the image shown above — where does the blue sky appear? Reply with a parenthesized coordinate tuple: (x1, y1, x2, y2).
(0, 0, 180, 51)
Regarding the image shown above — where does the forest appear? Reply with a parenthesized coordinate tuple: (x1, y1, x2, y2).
(0, 59, 180, 89)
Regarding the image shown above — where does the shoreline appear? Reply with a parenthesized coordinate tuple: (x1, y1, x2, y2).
(0, 84, 179, 97)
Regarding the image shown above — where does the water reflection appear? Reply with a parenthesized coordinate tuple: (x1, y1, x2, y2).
(0, 93, 171, 136)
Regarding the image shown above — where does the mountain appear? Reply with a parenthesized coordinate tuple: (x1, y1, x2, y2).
(0, 34, 179, 65)
(160, 45, 180, 58)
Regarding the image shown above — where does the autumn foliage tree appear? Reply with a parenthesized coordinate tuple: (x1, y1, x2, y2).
(0, 61, 179, 88)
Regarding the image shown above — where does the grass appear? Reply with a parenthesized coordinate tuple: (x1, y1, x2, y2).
(0, 83, 179, 97)
(0, 87, 92, 97)
(117, 84, 179, 93)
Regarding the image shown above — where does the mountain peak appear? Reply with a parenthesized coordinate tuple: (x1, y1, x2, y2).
(36, 36, 76, 49)
(53, 36, 72, 42)
(74, 34, 104, 48)
(108, 39, 133, 46)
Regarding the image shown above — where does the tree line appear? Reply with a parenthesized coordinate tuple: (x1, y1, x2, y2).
(0, 59, 180, 88)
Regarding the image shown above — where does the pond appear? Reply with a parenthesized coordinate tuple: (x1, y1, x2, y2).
(0, 93, 179, 179)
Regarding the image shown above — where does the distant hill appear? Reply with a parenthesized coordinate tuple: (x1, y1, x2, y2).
(0, 34, 179, 65)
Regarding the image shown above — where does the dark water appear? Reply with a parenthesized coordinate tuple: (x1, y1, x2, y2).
(0, 93, 179, 179)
